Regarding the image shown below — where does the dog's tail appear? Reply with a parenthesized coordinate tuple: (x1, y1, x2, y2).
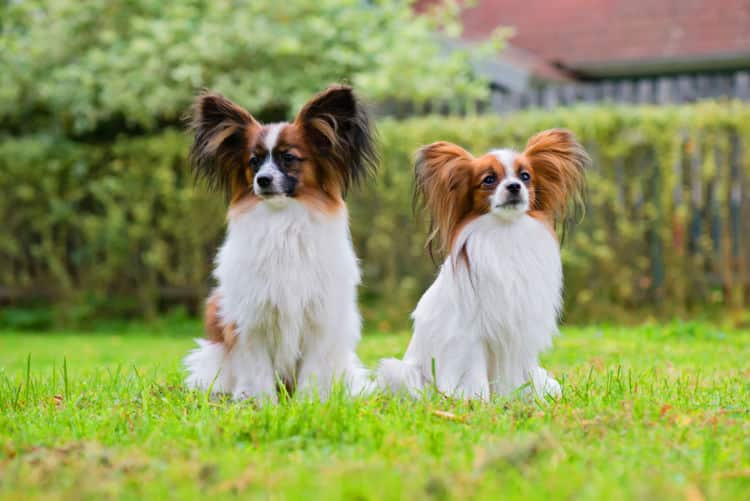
(376, 358, 425, 397)
(184, 339, 233, 394)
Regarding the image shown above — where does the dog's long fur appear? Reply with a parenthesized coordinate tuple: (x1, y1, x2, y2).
(378, 130, 589, 400)
(184, 85, 377, 402)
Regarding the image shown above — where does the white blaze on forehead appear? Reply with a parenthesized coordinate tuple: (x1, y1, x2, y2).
(488, 147, 529, 217)
(256, 123, 286, 179)
(489, 149, 518, 179)
(263, 123, 286, 151)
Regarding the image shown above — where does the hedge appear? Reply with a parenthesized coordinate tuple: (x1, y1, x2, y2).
(1, 101, 749, 327)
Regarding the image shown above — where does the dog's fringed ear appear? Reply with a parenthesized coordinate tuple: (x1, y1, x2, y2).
(295, 84, 378, 195)
(188, 91, 261, 196)
(414, 142, 474, 257)
(523, 129, 589, 222)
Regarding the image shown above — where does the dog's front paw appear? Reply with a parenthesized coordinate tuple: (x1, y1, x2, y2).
(231, 387, 277, 405)
(540, 376, 561, 399)
(525, 367, 562, 400)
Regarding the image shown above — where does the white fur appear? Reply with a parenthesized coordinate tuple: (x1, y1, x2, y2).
(254, 123, 287, 196)
(185, 199, 371, 401)
(489, 149, 531, 220)
(490, 148, 517, 171)
(377, 209, 563, 400)
(263, 123, 284, 150)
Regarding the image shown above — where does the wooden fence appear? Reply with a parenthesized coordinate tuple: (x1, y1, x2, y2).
(489, 70, 750, 113)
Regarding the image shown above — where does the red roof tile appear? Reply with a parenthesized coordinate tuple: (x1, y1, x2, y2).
(418, 0, 750, 72)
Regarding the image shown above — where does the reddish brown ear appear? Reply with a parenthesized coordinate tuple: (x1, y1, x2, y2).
(295, 84, 377, 195)
(523, 129, 589, 222)
(188, 91, 261, 196)
(414, 142, 474, 256)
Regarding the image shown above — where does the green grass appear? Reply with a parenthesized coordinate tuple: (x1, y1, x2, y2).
(0, 323, 748, 500)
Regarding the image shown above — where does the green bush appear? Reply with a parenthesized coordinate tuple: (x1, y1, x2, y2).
(0, 0, 494, 136)
(2, 102, 749, 326)
(352, 101, 750, 325)
(0, 131, 224, 322)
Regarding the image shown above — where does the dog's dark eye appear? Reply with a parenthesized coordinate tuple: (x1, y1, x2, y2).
(282, 152, 299, 164)
(249, 155, 261, 168)
(520, 171, 531, 182)
(482, 174, 497, 186)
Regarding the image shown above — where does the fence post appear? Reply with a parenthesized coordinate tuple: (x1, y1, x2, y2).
(677, 75, 696, 103)
(656, 77, 672, 104)
(729, 134, 745, 308)
(735, 71, 750, 100)
(637, 79, 654, 104)
(671, 132, 687, 310)
(581, 83, 598, 103)
(543, 86, 558, 109)
(709, 145, 727, 302)
(688, 139, 703, 255)
(562, 84, 577, 105)
(647, 147, 665, 301)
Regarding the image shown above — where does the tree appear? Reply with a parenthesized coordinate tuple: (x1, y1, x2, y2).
(0, 0, 498, 137)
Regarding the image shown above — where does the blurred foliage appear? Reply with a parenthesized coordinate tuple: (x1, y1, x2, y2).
(0, 0, 496, 136)
(2, 102, 749, 327)
(352, 101, 750, 327)
(0, 130, 221, 323)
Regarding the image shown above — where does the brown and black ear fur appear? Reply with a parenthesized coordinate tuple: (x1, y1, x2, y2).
(188, 91, 260, 197)
(413, 142, 474, 258)
(523, 128, 589, 225)
(295, 84, 378, 195)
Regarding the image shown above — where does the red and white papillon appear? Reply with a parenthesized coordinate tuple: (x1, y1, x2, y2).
(184, 85, 377, 401)
(378, 129, 589, 400)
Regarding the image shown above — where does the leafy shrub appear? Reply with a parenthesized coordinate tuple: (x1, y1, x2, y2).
(0, 0, 493, 136)
(0, 131, 224, 321)
(1, 102, 749, 327)
(351, 101, 750, 325)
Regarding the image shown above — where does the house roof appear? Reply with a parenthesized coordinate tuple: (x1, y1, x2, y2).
(419, 0, 750, 77)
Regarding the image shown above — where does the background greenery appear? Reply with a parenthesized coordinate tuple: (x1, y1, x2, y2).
(0, 0, 496, 327)
(1, 322, 748, 499)
(2, 103, 749, 327)
(0, 0, 492, 136)
(2, 3, 749, 499)
(1, 1, 748, 328)
(355, 103, 750, 326)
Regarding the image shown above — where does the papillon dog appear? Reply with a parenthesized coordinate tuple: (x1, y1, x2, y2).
(377, 129, 589, 400)
(184, 85, 377, 402)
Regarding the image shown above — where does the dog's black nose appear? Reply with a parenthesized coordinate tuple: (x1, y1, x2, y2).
(256, 175, 272, 188)
(506, 182, 521, 194)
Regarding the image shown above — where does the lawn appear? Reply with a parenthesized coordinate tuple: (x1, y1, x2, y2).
(0, 323, 748, 500)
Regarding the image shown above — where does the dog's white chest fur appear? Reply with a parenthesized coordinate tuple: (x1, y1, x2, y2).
(378, 213, 563, 399)
(449, 214, 562, 348)
(216, 202, 358, 370)
(185, 199, 368, 400)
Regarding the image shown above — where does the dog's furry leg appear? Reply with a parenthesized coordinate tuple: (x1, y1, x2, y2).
(184, 339, 234, 394)
(523, 366, 562, 399)
(296, 343, 372, 401)
(228, 340, 277, 403)
(376, 358, 425, 397)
